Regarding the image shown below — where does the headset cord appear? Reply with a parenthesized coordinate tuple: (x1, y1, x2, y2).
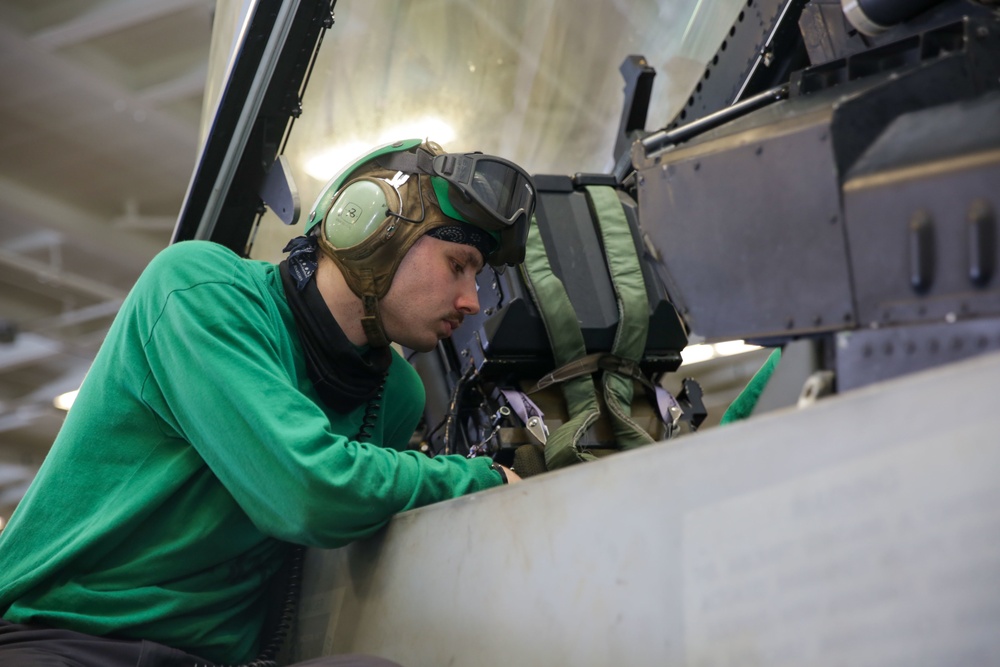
(253, 543, 305, 667)
(193, 543, 304, 667)
(354, 373, 388, 441)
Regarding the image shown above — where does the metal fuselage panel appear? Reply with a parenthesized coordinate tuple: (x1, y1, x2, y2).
(286, 351, 1000, 667)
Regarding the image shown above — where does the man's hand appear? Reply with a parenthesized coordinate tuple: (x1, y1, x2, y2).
(501, 465, 522, 484)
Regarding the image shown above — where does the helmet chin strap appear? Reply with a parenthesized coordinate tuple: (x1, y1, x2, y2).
(354, 266, 391, 348)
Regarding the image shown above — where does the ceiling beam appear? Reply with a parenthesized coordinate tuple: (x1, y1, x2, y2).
(0, 333, 62, 374)
(0, 464, 34, 488)
(0, 481, 32, 507)
(0, 23, 201, 149)
(31, 0, 214, 52)
(32, 300, 125, 331)
(0, 176, 166, 274)
(137, 61, 210, 107)
(0, 248, 129, 303)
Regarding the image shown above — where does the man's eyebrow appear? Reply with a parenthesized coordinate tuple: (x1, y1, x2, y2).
(455, 245, 484, 271)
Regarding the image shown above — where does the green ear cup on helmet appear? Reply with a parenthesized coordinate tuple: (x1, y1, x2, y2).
(322, 177, 401, 252)
(304, 138, 423, 236)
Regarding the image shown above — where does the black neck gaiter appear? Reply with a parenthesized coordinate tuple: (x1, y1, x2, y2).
(279, 237, 390, 413)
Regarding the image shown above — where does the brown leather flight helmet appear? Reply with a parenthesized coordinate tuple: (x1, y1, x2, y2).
(303, 138, 535, 347)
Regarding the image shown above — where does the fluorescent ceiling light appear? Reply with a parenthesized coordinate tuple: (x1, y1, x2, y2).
(53, 389, 78, 411)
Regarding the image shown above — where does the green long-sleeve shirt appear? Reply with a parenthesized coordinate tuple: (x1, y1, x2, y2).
(0, 241, 501, 663)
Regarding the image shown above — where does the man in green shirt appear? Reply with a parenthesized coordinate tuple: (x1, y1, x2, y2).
(0, 139, 535, 667)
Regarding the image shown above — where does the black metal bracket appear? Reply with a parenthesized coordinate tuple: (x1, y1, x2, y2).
(172, 0, 336, 254)
(613, 55, 656, 166)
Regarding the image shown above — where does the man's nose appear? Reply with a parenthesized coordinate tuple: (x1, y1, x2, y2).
(456, 277, 480, 316)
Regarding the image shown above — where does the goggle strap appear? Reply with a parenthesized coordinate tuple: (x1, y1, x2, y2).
(377, 150, 433, 176)
(380, 150, 475, 225)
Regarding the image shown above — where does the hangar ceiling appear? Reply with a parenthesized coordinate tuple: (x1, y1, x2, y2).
(0, 0, 751, 526)
(0, 0, 215, 525)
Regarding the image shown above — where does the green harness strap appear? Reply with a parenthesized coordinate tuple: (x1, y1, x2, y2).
(586, 185, 654, 451)
(520, 216, 600, 469)
(519, 186, 654, 470)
